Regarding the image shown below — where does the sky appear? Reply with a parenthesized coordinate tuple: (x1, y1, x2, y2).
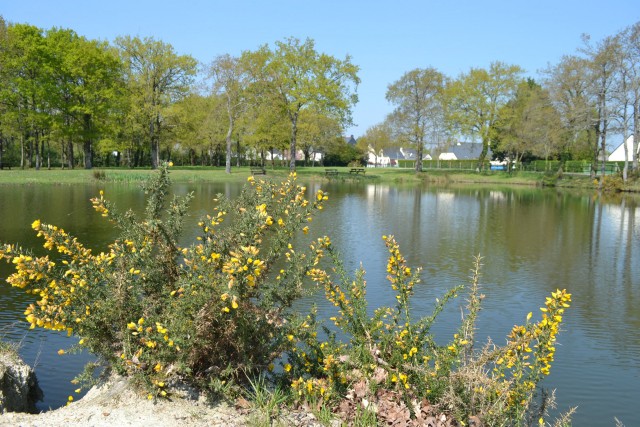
(3, 0, 640, 138)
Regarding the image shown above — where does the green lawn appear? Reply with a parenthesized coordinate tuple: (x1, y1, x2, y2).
(2, 165, 636, 192)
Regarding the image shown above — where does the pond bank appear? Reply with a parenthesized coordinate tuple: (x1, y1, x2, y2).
(3, 165, 637, 193)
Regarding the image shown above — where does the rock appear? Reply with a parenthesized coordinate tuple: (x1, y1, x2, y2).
(0, 349, 43, 413)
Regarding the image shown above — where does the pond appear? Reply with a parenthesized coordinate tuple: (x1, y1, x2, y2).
(0, 178, 638, 425)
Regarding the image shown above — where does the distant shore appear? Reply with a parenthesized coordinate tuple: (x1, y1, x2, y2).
(1, 166, 639, 193)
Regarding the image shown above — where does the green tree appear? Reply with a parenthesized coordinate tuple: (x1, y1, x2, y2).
(46, 28, 122, 169)
(297, 109, 342, 166)
(241, 101, 290, 167)
(386, 68, 445, 172)
(1, 23, 53, 169)
(543, 55, 597, 162)
(116, 36, 197, 169)
(207, 54, 250, 173)
(358, 123, 393, 167)
(445, 62, 523, 170)
(164, 93, 214, 165)
(248, 37, 359, 171)
(495, 79, 563, 169)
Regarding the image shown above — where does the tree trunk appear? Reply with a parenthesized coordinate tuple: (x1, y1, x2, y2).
(236, 138, 241, 168)
(477, 139, 489, 171)
(150, 115, 160, 169)
(35, 133, 41, 171)
(20, 135, 25, 169)
(633, 99, 639, 173)
(83, 139, 92, 169)
(225, 118, 232, 174)
(289, 114, 298, 172)
(415, 145, 423, 172)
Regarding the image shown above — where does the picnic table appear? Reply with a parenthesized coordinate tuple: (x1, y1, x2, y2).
(349, 168, 365, 175)
(325, 168, 338, 177)
(250, 166, 266, 175)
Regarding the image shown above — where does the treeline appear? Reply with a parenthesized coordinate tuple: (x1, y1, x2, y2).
(359, 22, 640, 180)
(0, 17, 360, 171)
(2, 17, 639, 179)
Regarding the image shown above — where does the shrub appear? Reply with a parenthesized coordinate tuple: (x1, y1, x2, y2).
(1, 166, 573, 425)
(282, 240, 572, 426)
(596, 175, 624, 193)
(0, 166, 328, 397)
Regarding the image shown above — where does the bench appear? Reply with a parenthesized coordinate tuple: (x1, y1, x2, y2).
(325, 168, 338, 177)
(250, 166, 266, 175)
(349, 168, 365, 175)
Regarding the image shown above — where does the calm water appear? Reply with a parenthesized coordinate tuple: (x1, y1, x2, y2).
(0, 179, 638, 425)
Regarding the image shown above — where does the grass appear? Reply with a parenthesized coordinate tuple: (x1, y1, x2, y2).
(3, 165, 639, 192)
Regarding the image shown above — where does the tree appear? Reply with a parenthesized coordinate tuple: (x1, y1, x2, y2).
(241, 100, 290, 167)
(495, 79, 563, 169)
(386, 68, 445, 172)
(296, 109, 342, 166)
(1, 23, 53, 169)
(445, 62, 523, 170)
(207, 54, 250, 173)
(543, 55, 597, 163)
(164, 93, 213, 165)
(580, 33, 622, 181)
(116, 36, 197, 169)
(358, 123, 393, 167)
(617, 22, 640, 178)
(46, 28, 122, 169)
(249, 37, 359, 171)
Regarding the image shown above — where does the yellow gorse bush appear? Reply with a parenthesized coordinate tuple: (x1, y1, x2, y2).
(1, 166, 330, 397)
(285, 237, 572, 426)
(1, 167, 573, 425)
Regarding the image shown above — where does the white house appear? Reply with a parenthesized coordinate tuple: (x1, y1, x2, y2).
(608, 136, 638, 161)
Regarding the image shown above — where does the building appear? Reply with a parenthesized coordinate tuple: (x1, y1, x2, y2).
(438, 142, 490, 160)
(608, 136, 638, 161)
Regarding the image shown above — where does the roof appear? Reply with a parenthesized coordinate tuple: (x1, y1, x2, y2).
(345, 135, 357, 145)
(440, 143, 490, 160)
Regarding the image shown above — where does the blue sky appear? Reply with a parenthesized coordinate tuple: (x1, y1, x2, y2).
(3, 1, 639, 137)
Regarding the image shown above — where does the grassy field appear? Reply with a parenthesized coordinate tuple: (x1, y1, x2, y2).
(2, 165, 639, 192)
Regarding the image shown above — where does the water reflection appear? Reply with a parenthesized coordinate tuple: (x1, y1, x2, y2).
(0, 181, 638, 424)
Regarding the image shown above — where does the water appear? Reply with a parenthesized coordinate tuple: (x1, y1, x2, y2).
(0, 179, 638, 425)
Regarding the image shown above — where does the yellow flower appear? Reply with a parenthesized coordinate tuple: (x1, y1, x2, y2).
(31, 219, 41, 230)
(57, 349, 65, 355)
(284, 364, 292, 372)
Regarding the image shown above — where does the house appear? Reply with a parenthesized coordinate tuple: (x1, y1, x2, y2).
(438, 142, 490, 160)
(608, 136, 638, 161)
(367, 146, 431, 167)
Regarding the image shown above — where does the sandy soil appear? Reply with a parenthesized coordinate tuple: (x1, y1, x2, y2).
(0, 375, 326, 427)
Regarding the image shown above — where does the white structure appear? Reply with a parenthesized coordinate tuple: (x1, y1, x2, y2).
(608, 136, 638, 161)
(438, 152, 457, 160)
